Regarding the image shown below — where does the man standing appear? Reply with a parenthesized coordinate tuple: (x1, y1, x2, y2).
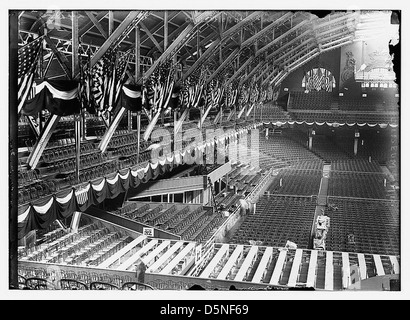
(134, 257, 147, 284)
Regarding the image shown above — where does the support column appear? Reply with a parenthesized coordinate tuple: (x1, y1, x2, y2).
(70, 211, 82, 233)
(265, 127, 269, 139)
(72, 11, 81, 183)
(137, 112, 141, 162)
(128, 110, 133, 131)
(164, 11, 169, 51)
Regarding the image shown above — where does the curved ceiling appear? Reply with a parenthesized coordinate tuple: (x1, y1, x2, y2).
(17, 10, 397, 88)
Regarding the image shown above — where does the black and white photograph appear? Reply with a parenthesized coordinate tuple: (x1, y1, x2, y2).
(4, 0, 407, 302)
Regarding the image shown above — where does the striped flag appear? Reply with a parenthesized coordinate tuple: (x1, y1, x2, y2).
(90, 46, 118, 115)
(181, 67, 206, 110)
(146, 61, 175, 114)
(18, 36, 43, 113)
(108, 50, 131, 112)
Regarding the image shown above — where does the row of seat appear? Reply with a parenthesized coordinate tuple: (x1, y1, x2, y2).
(324, 197, 399, 255)
(288, 91, 334, 110)
(229, 195, 316, 248)
(267, 169, 322, 196)
(331, 159, 383, 173)
(328, 172, 389, 199)
(41, 142, 97, 163)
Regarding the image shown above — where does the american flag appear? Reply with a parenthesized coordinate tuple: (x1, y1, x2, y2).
(267, 86, 274, 100)
(18, 36, 43, 113)
(79, 46, 91, 113)
(182, 67, 206, 109)
(146, 61, 175, 114)
(207, 79, 224, 110)
(239, 84, 250, 105)
(226, 82, 238, 109)
(305, 68, 334, 92)
(90, 46, 118, 115)
(250, 82, 260, 104)
(108, 49, 131, 112)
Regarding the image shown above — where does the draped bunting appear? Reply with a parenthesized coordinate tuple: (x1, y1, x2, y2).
(119, 83, 143, 112)
(17, 147, 183, 239)
(262, 120, 398, 128)
(21, 80, 81, 116)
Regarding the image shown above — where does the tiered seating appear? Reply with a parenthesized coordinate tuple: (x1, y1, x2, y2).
(259, 134, 322, 166)
(288, 91, 333, 110)
(328, 171, 389, 199)
(267, 169, 322, 196)
(18, 223, 133, 267)
(229, 195, 316, 248)
(324, 197, 399, 255)
(191, 214, 226, 243)
(309, 135, 352, 161)
(339, 96, 399, 112)
(255, 104, 292, 122)
(331, 159, 383, 173)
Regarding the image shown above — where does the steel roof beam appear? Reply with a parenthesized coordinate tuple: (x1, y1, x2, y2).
(85, 11, 108, 39)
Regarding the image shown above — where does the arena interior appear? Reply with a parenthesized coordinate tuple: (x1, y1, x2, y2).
(9, 9, 401, 293)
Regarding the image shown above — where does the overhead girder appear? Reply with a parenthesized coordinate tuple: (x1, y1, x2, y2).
(239, 58, 267, 86)
(279, 45, 313, 69)
(90, 11, 150, 69)
(285, 47, 320, 75)
(265, 30, 315, 61)
(256, 20, 310, 57)
(85, 11, 108, 39)
(79, 11, 109, 37)
(222, 14, 312, 89)
(147, 20, 191, 57)
(225, 56, 254, 87)
(320, 35, 354, 51)
(206, 47, 240, 85)
(317, 28, 352, 46)
(182, 11, 263, 80)
(140, 12, 179, 48)
(315, 21, 352, 40)
(180, 29, 216, 61)
(313, 12, 358, 34)
(208, 12, 294, 88)
(261, 67, 279, 86)
(140, 21, 164, 53)
(274, 39, 316, 66)
(240, 12, 293, 48)
(43, 34, 73, 79)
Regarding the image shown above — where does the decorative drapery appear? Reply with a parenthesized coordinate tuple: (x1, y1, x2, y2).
(16, 124, 248, 240)
(17, 151, 180, 239)
(20, 80, 81, 116)
(262, 120, 398, 128)
(119, 83, 143, 112)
